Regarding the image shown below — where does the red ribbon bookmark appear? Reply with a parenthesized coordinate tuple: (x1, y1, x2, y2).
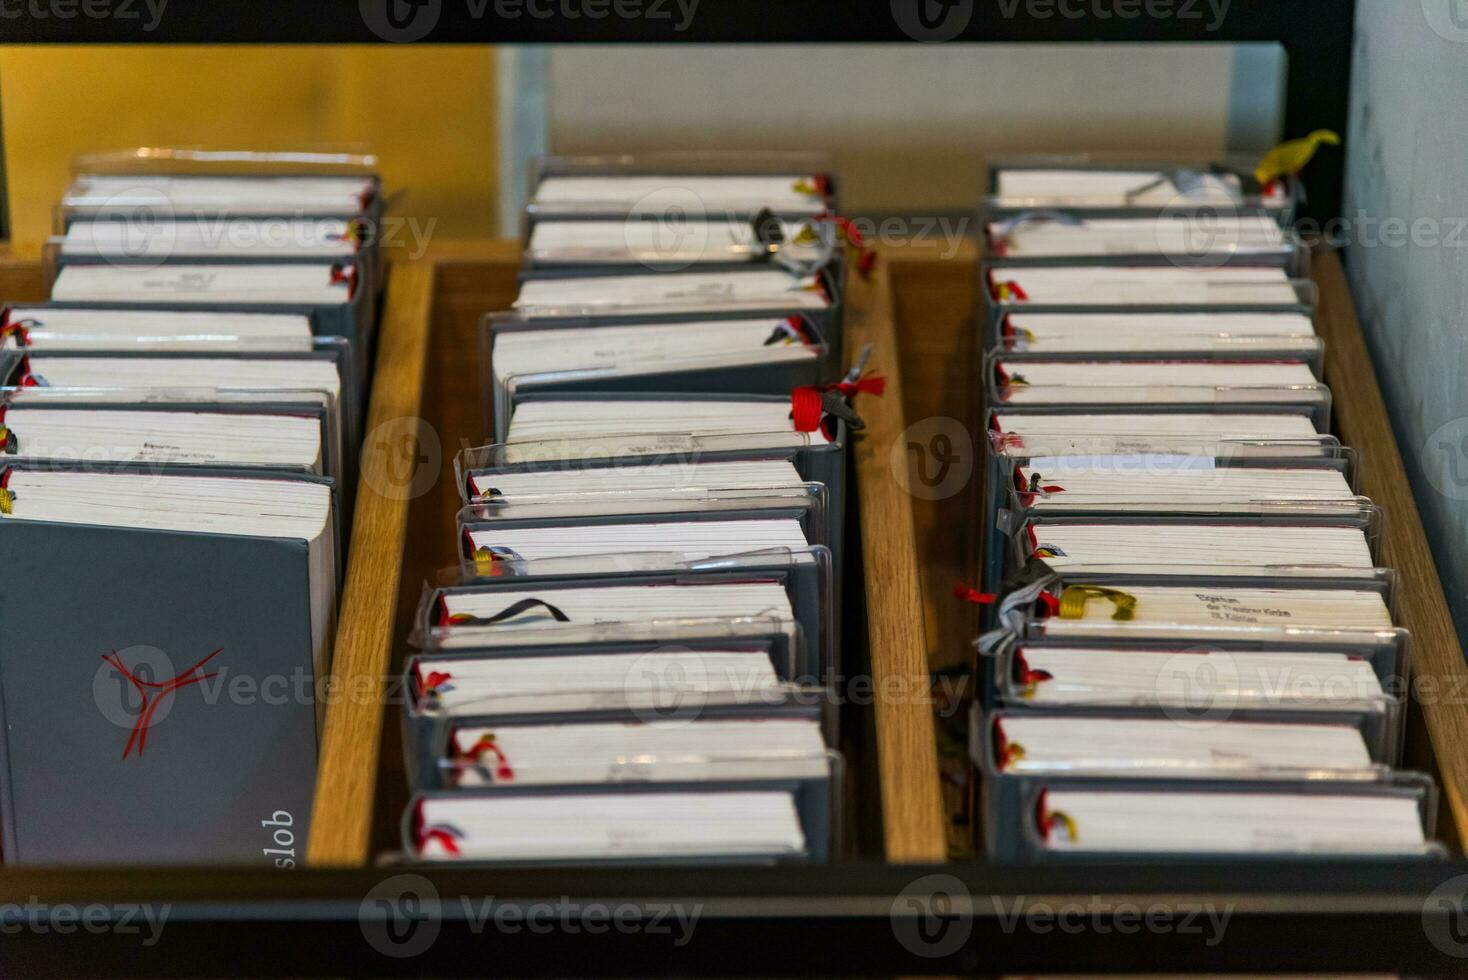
(461, 732, 515, 782)
(101, 647, 222, 759)
(419, 825, 462, 856)
(954, 583, 997, 605)
(790, 372, 887, 434)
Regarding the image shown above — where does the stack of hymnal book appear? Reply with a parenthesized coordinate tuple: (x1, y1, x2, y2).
(0, 150, 383, 866)
(400, 153, 866, 867)
(969, 153, 1443, 863)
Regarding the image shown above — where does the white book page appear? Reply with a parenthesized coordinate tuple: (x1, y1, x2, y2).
(513, 270, 828, 316)
(994, 169, 1248, 207)
(526, 219, 824, 265)
(22, 356, 341, 401)
(1007, 334, 1321, 356)
(51, 265, 353, 306)
(419, 650, 785, 716)
(447, 718, 828, 786)
(1005, 311, 1317, 354)
(1037, 585, 1393, 640)
(992, 215, 1287, 257)
(1017, 460, 1354, 506)
(493, 318, 816, 382)
(1017, 646, 1386, 710)
(991, 412, 1325, 458)
(997, 359, 1323, 406)
(532, 174, 823, 215)
(0, 470, 332, 540)
(7, 385, 332, 416)
(4, 308, 315, 352)
(438, 581, 796, 647)
(62, 219, 356, 259)
(1040, 790, 1426, 855)
(501, 432, 824, 464)
(996, 716, 1373, 775)
(1000, 360, 1317, 389)
(417, 791, 806, 860)
(995, 266, 1298, 305)
(506, 399, 830, 449)
(465, 518, 809, 563)
(468, 460, 802, 499)
(994, 412, 1320, 441)
(4, 408, 322, 471)
(1031, 523, 1374, 572)
(65, 175, 372, 216)
(1010, 312, 1315, 339)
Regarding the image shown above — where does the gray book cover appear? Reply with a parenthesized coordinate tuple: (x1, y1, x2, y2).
(0, 518, 320, 866)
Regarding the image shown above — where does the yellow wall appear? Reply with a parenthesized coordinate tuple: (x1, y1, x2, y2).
(0, 45, 498, 254)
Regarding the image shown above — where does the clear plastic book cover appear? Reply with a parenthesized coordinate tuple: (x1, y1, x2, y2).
(985, 377, 1335, 431)
(45, 215, 362, 266)
(982, 267, 1319, 311)
(526, 151, 836, 223)
(1008, 502, 1387, 570)
(990, 306, 1321, 350)
(983, 153, 1299, 222)
(0, 383, 345, 485)
(995, 330, 1324, 363)
(510, 266, 838, 321)
(460, 482, 828, 525)
(0, 319, 318, 354)
(59, 146, 381, 229)
(998, 769, 1445, 861)
(989, 639, 1407, 764)
(984, 423, 1343, 462)
(982, 210, 1310, 276)
(977, 707, 1390, 781)
(423, 699, 835, 790)
(987, 633, 1411, 711)
(405, 630, 816, 719)
(481, 309, 830, 432)
(995, 566, 1408, 648)
(456, 428, 839, 492)
(411, 546, 834, 677)
(997, 445, 1362, 496)
(521, 212, 842, 273)
(402, 753, 844, 866)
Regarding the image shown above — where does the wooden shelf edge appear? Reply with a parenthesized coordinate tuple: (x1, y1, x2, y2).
(307, 259, 436, 867)
(1313, 249, 1468, 847)
(846, 261, 950, 862)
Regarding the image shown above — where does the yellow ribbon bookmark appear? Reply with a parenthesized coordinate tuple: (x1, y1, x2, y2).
(1046, 808, 1078, 842)
(1058, 585, 1137, 621)
(472, 547, 499, 576)
(1255, 130, 1340, 186)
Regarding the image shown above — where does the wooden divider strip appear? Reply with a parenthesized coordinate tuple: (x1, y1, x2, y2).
(307, 259, 435, 867)
(1313, 250, 1468, 845)
(846, 260, 951, 862)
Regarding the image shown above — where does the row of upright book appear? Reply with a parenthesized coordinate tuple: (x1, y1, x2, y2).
(398, 153, 871, 865)
(0, 150, 381, 864)
(967, 149, 1445, 861)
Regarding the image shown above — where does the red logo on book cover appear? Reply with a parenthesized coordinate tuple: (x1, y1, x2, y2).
(99, 648, 222, 759)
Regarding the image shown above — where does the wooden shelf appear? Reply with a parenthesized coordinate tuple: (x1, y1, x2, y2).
(876, 241, 1468, 850)
(305, 259, 434, 866)
(1, 237, 1461, 870)
(303, 240, 955, 864)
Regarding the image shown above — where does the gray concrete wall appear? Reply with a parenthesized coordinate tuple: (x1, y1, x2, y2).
(546, 43, 1283, 213)
(1344, 2, 1468, 643)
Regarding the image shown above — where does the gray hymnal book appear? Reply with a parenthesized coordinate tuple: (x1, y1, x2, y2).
(43, 256, 374, 407)
(0, 520, 320, 865)
(0, 465, 335, 866)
